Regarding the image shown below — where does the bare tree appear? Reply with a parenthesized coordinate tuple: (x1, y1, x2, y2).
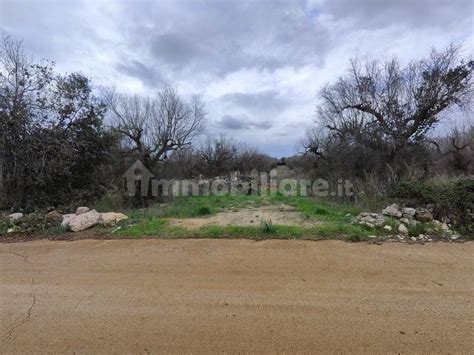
(198, 135, 238, 176)
(105, 85, 206, 163)
(435, 124, 474, 174)
(150, 85, 206, 161)
(104, 89, 152, 160)
(301, 127, 327, 158)
(318, 44, 473, 158)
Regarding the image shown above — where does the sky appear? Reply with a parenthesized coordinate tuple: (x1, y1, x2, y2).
(1, 0, 473, 157)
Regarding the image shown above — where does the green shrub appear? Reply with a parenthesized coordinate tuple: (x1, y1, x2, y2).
(387, 181, 434, 205)
(313, 207, 330, 215)
(388, 178, 473, 234)
(194, 206, 212, 216)
(407, 223, 428, 237)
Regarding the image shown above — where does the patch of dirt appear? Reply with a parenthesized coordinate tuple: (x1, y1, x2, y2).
(169, 204, 320, 229)
(1, 239, 473, 353)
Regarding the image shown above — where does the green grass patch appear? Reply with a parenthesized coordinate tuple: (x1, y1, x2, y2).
(108, 194, 377, 241)
(114, 215, 378, 241)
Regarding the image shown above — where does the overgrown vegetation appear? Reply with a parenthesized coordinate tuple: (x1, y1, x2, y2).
(108, 194, 378, 241)
(0, 35, 117, 209)
(389, 178, 474, 234)
(1, 35, 472, 239)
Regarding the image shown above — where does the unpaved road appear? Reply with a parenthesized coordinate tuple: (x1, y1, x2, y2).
(1, 239, 473, 354)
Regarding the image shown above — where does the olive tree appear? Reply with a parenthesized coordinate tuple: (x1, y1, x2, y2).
(304, 43, 473, 178)
(105, 85, 206, 164)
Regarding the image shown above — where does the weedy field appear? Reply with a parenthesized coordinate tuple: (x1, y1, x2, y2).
(108, 194, 392, 241)
(1, 193, 456, 242)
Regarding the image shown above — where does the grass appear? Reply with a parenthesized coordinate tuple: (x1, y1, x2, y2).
(0, 193, 403, 241)
(114, 217, 377, 241)
(261, 220, 276, 234)
(111, 194, 380, 241)
(2, 193, 459, 241)
(122, 194, 267, 220)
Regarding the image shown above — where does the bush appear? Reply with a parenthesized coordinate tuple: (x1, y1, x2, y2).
(194, 206, 212, 216)
(0, 212, 65, 236)
(388, 178, 474, 233)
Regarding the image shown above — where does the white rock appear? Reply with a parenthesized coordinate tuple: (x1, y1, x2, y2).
(441, 223, 450, 232)
(383, 225, 392, 231)
(382, 204, 402, 218)
(76, 207, 90, 215)
(8, 213, 23, 223)
(368, 235, 377, 238)
(61, 214, 77, 229)
(398, 224, 409, 235)
(65, 210, 101, 232)
(7, 228, 15, 233)
(451, 235, 459, 240)
(100, 212, 128, 226)
(400, 217, 410, 225)
(418, 234, 425, 239)
(410, 237, 417, 241)
(428, 239, 433, 242)
(402, 207, 416, 217)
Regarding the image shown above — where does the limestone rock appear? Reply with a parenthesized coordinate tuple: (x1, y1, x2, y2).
(67, 210, 101, 232)
(46, 210, 63, 222)
(440, 223, 450, 232)
(400, 217, 410, 225)
(8, 213, 23, 223)
(398, 224, 409, 235)
(354, 213, 385, 227)
(382, 204, 402, 218)
(100, 212, 128, 226)
(76, 207, 90, 215)
(401, 207, 416, 217)
(61, 214, 76, 229)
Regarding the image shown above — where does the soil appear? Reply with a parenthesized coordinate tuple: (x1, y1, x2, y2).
(169, 204, 320, 229)
(1, 239, 473, 353)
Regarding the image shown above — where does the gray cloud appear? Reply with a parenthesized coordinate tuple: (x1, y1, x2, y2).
(319, 0, 472, 29)
(1, 0, 472, 157)
(217, 115, 272, 130)
(220, 90, 289, 114)
(116, 59, 163, 88)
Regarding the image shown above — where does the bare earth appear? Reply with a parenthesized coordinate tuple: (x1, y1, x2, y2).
(1, 239, 473, 354)
(169, 204, 320, 228)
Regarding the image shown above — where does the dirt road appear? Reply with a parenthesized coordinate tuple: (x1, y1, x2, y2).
(1, 239, 473, 353)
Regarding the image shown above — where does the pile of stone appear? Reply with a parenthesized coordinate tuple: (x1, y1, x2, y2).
(353, 203, 460, 241)
(6, 207, 128, 233)
(60, 207, 128, 232)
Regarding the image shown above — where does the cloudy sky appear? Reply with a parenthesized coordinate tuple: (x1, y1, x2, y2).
(1, 0, 473, 156)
